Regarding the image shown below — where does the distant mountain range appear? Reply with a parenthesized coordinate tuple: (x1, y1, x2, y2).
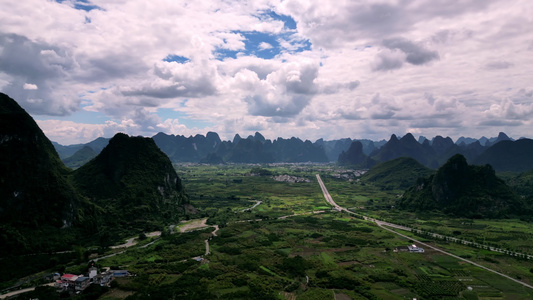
(339, 132, 533, 172)
(53, 129, 532, 172)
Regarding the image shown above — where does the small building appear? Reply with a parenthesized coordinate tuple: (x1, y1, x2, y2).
(56, 274, 78, 291)
(75, 277, 91, 291)
(61, 274, 78, 282)
(88, 267, 98, 279)
(45, 272, 60, 281)
(408, 244, 425, 253)
(55, 280, 68, 291)
(93, 271, 113, 286)
(394, 244, 425, 253)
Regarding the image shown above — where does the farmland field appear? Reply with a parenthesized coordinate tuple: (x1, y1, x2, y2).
(10, 163, 533, 299)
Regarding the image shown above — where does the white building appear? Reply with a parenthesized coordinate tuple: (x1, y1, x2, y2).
(407, 244, 425, 253)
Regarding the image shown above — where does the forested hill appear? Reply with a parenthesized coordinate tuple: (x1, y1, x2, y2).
(0, 93, 85, 256)
(0, 93, 81, 229)
(473, 139, 533, 172)
(73, 133, 188, 231)
(397, 154, 523, 218)
(0, 93, 189, 255)
(361, 157, 434, 190)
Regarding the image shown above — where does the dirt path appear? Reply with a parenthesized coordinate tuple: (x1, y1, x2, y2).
(241, 200, 262, 212)
(0, 283, 54, 299)
(110, 231, 161, 249)
(111, 237, 137, 249)
(315, 173, 533, 291)
(179, 218, 209, 232)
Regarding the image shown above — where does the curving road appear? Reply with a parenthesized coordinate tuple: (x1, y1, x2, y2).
(315, 174, 533, 290)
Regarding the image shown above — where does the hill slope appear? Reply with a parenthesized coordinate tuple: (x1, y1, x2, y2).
(338, 141, 375, 168)
(63, 145, 97, 169)
(362, 157, 434, 190)
(0, 93, 85, 255)
(473, 139, 533, 172)
(398, 154, 522, 218)
(73, 133, 187, 232)
(0, 93, 81, 228)
(370, 133, 437, 168)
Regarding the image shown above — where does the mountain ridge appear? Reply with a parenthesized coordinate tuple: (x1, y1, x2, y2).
(397, 154, 522, 218)
(0, 93, 188, 255)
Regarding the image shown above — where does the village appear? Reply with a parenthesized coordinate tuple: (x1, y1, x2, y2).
(53, 263, 129, 295)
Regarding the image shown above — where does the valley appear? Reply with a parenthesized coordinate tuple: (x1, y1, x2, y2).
(4, 163, 533, 299)
(2, 93, 533, 299)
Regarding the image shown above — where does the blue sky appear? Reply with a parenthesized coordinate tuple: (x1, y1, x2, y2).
(0, 0, 532, 144)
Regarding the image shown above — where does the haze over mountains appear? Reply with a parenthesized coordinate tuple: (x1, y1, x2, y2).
(54, 128, 533, 173)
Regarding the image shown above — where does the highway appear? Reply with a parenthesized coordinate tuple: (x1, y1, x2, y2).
(315, 173, 533, 290)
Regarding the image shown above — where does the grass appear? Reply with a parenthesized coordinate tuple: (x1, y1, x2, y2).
(17, 163, 533, 299)
(259, 266, 282, 278)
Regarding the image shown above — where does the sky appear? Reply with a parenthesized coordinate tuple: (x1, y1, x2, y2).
(0, 0, 532, 145)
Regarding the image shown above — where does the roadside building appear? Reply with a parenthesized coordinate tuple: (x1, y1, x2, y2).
(56, 274, 78, 291)
(60, 274, 79, 287)
(75, 277, 90, 291)
(408, 244, 425, 253)
(94, 271, 114, 285)
(88, 267, 98, 279)
(394, 245, 425, 253)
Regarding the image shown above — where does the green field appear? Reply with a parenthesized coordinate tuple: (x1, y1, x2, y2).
(6, 163, 533, 299)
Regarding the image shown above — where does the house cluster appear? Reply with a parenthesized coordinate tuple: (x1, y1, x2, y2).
(394, 244, 425, 253)
(54, 267, 129, 293)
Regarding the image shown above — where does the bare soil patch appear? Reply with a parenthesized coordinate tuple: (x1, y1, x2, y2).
(179, 218, 208, 232)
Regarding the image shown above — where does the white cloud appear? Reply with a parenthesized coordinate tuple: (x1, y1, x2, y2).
(258, 42, 273, 50)
(23, 83, 38, 90)
(1, 0, 532, 144)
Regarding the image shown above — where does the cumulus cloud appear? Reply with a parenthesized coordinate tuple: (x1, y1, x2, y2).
(1, 0, 532, 144)
(383, 37, 439, 65)
(121, 60, 219, 99)
(23, 83, 38, 90)
(372, 49, 405, 71)
(485, 60, 514, 69)
(373, 37, 439, 71)
(0, 34, 80, 115)
(483, 97, 533, 121)
(231, 62, 319, 117)
(258, 42, 273, 50)
(321, 81, 360, 94)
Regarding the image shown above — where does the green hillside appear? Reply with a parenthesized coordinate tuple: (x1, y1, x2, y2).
(398, 154, 522, 218)
(63, 145, 97, 169)
(0, 93, 86, 255)
(507, 169, 533, 197)
(73, 133, 188, 234)
(0, 94, 189, 256)
(362, 157, 434, 190)
(474, 139, 533, 172)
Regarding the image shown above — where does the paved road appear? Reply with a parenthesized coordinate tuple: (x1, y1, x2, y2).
(315, 174, 533, 290)
(316, 174, 342, 211)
